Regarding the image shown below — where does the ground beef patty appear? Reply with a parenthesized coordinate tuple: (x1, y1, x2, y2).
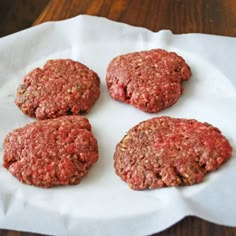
(114, 116, 232, 190)
(106, 49, 191, 113)
(16, 59, 100, 120)
(3, 116, 98, 188)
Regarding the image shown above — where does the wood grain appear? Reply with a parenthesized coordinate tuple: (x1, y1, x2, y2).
(0, 0, 48, 37)
(34, 0, 236, 36)
(1, 0, 236, 236)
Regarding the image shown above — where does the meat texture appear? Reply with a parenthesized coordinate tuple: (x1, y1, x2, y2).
(106, 49, 191, 113)
(3, 116, 99, 187)
(114, 116, 232, 190)
(16, 59, 100, 119)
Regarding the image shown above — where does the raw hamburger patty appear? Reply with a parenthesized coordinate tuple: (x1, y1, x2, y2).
(114, 116, 232, 190)
(3, 116, 98, 187)
(106, 49, 191, 113)
(16, 59, 100, 120)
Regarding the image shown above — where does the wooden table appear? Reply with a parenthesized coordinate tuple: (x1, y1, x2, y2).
(1, 0, 236, 235)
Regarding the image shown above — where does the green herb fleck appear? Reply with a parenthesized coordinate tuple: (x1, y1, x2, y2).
(77, 85, 81, 90)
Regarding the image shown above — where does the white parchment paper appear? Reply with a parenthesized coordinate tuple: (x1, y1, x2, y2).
(0, 15, 236, 236)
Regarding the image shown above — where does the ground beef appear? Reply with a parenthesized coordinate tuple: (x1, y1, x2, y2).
(16, 59, 100, 120)
(114, 116, 232, 190)
(106, 49, 191, 113)
(3, 115, 98, 188)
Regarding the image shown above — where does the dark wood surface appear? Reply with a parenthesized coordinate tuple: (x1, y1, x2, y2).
(0, 0, 49, 37)
(33, 0, 236, 36)
(1, 0, 236, 235)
